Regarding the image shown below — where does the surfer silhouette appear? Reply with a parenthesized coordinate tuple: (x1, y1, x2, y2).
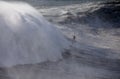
(73, 32, 76, 41)
(71, 32, 76, 46)
(73, 35, 76, 41)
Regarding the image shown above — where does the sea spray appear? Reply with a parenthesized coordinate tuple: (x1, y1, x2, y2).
(0, 1, 69, 67)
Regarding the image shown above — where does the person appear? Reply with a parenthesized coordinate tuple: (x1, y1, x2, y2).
(71, 32, 76, 46)
(73, 32, 76, 41)
(73, 35, 76, 41)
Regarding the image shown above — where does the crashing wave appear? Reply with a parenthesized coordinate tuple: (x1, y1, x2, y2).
(0, 1, 69, 67)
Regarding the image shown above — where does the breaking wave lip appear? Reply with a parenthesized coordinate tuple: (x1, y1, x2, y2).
(0, 1, 70, 67)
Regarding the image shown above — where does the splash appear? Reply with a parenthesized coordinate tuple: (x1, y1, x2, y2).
(0, 1, 69, 67)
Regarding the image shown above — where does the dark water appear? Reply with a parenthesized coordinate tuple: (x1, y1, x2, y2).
(4, 0, 113, 7)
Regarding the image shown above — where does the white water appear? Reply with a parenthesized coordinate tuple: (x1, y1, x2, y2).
(0, 1, 69, 67)
(0, 1, 119, 79)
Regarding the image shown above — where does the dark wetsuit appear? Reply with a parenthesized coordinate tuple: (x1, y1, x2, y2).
(73, 35, 76, 41)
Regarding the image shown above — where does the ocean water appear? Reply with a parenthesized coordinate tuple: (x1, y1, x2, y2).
(0, 0, 120, 79)
(4, 0, 112, 7)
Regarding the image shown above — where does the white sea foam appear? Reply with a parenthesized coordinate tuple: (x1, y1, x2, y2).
(0, 1, 69, 67)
